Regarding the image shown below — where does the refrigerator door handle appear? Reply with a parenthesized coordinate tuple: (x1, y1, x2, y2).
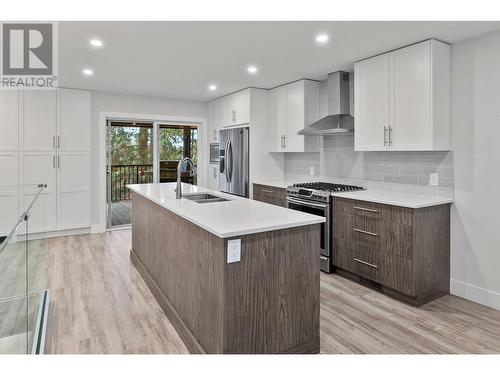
(225, 139, 230, 183)
(227, 139, 233, 183)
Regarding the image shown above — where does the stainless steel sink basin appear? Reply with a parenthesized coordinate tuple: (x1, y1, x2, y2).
(183, 193, 230, 204)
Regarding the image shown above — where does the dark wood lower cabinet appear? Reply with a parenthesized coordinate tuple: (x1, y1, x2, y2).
(253, 183, 287, 207)
(332, 197, 450, 306)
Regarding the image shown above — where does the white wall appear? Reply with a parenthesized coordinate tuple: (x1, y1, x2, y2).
(450, 30, 500, 310)
(90, 91, 207, 230)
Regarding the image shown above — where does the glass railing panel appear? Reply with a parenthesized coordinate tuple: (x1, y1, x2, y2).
(0, 215, 28, 354)
(0, 184, 49, 354)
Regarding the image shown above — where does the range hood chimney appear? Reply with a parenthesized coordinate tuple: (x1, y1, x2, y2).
(298, 71, 353, 135)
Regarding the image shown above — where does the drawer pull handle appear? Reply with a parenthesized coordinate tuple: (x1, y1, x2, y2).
(261, 189, 275, 194)
(353, 228, 378, 237)
(353, 258, 378, 269)
(354, 206, 379, 213)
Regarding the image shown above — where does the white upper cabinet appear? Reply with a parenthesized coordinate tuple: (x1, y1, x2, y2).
(268, 86, 287, 152)
(354, 54, 390, 151)
(268, 80, 319, 152)
(208, 98, 223, 142)
(0, 91, 19, 151)
(354, 39, 450, 151)
(222, 89, 250, 127)
(58, 89, 91, 152)
(21, 90, 57, 151)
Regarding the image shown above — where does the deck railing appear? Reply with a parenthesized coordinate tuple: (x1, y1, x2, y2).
(110, 164, 153, 201)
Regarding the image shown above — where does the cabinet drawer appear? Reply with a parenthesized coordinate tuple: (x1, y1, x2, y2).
(332, 237, 354, 272)
(253, 184, 286, 199)
(253, 184, 286, 207)
(381, 253, 414, 296)
(352, 246, 381, 283)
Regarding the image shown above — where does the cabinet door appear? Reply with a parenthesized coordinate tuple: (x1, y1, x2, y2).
(20, 152, 57, 232)
(0, 90, 19, 151)
(214, 100, 224, 140)
(390, 42, 431, 150)
(223, 90, 250, 127)
(268, 87, 287, 152)
(354, 54, 389, 151)
(208, 101, 217, 142)
(208, 99, 223, 142)
(0, 152, 19, 235)
(57, 152, 90, 230)
(207, 164, 219, 190)
(285, 81, 305, 152)
(21, 90, 57, 151)
(58, 89, 91, 152)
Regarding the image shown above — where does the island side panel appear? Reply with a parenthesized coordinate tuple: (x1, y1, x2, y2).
(223, 224, 321, 354)
(130, 192, 225, 353)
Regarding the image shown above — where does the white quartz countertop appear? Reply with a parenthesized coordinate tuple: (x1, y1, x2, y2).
(331, 190, 453, 208)
(127, 183, 325, 238)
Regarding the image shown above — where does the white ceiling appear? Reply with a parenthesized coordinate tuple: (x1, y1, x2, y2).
(59, 21, 500, 102)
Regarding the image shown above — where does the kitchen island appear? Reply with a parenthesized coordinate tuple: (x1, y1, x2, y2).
(127, 183, 325, 354)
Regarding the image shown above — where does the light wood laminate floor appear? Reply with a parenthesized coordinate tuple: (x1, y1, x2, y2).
(41, 230, 500, 354)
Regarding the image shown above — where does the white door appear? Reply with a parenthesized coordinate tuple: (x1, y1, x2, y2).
(0, 90, 19, 151)
(0, 152, 19, 235)
(286, 81, 305, 152)
(21, 90, 57, 152)
(390, 42, 432, 150)
(57, 152, 90, 230)
(354, 54, 390, 151)
(20, 152, 57, 232)
(58, 89, 91, 152)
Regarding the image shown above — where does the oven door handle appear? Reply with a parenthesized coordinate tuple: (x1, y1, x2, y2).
(286, 197, 328, 209)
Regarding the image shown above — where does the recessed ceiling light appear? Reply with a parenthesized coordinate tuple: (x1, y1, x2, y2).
(209, 84, 217, 91)
(82, 68, 94, 76)
(316, 34, 329, 44)
(89, 39, 103, 48)
(247, 65, 258, 74)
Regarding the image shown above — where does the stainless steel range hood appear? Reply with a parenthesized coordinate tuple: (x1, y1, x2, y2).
(298, 71, 353, 135)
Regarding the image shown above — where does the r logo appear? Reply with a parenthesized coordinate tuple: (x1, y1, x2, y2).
(2, 23, 53, 75)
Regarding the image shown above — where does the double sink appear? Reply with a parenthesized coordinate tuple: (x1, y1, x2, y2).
(183, 193, 230, 204)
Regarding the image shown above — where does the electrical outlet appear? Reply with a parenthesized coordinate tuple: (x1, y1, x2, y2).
(227, 239, 241, 263)
(309, 166, 315, 176)
(429, 173, 439, 186)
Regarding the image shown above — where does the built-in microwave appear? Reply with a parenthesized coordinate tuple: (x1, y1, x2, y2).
(209, 143, 219, 163)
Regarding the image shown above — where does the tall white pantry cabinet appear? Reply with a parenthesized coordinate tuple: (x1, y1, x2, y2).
(0, 88, 91, 235)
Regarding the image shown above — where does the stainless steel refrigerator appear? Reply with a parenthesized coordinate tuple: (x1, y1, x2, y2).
(219, 127, 249, 197)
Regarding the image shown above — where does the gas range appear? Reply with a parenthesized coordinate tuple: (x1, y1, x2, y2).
(285, 182, 364, 273)
(286, 182, 364, 203)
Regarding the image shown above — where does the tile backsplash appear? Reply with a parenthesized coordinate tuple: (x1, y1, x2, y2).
(284, 133, 454, 197)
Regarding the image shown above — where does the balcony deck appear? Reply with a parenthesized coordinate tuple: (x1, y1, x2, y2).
(110, 201, 132, 227)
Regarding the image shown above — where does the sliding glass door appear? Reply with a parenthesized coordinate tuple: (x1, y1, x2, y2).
(106, 121, 153, 228)
(158, 125, 198, 184)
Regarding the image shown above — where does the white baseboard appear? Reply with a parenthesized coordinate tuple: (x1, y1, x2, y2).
(450, 279, 500, 311)
(16, 227, 91, 241)
(91, 224, 106, 233)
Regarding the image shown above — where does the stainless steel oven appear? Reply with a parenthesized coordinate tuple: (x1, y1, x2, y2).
(286, 196, 331, 273)
(286, 182, 364, 273)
